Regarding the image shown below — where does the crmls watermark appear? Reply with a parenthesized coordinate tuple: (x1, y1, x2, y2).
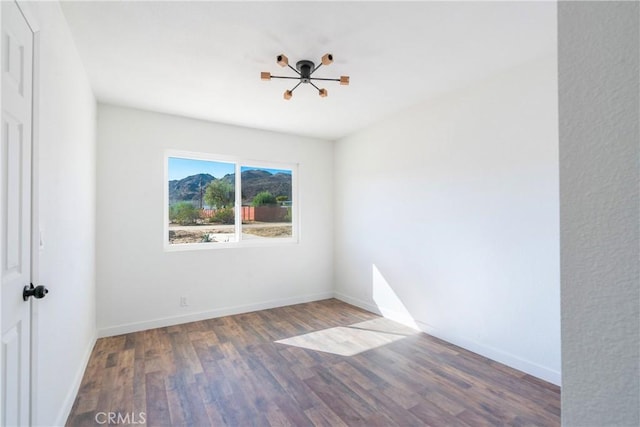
(94, 412, 146, 425)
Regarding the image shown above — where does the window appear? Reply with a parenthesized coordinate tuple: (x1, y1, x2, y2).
(166, 152, 297, 249)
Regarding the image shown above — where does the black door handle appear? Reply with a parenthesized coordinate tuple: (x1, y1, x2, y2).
(23, 283, 48, 301)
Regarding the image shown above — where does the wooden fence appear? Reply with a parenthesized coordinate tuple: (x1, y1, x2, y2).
(200, 206, 288, 222)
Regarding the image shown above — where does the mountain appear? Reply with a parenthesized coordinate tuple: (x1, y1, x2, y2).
(168, 173, 214, 206)
(169, 170, 292, 206)
(226, 170, 292, 204)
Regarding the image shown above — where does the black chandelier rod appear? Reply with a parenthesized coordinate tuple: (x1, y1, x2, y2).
(308, 77, 341, 82)
(309, 81, 322, 92)
(289, 81, 303, 93)
(287, 64, 301, 76)
(270, 75, 341, 82)
(269, 75, 305, 80)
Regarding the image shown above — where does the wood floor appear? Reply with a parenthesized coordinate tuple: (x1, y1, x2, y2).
(66, 299, 560, 426)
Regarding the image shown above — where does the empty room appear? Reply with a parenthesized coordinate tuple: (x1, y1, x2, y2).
(1, 1, 638, 426)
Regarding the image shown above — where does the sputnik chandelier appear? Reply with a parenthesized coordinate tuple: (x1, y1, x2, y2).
(261, 53, 350, 100)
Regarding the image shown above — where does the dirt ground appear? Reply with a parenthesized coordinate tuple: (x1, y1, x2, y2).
(168, 224, 292, 244)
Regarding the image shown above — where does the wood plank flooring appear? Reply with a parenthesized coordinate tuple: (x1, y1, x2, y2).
(66, 299, 560, 426)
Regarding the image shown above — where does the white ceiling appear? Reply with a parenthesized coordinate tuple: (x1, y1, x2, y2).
(60, 1, 556, 140)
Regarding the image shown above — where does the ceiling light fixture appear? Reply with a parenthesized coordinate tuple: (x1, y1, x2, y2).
(261, 53, 350, 100)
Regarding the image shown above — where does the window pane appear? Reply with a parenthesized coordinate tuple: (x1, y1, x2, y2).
(168, 157, 236, 244)
(240, 166, 293, 240)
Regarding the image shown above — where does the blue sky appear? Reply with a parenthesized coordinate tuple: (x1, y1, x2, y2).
(168, 157, 292, 181)
(168, 157, 234, 181)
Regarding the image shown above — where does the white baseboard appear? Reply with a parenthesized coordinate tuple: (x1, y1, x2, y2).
(55, 332, 97, 426)
(334, 291, 386, 317)
(97, 291, 334, 338)
(418, 322, 562, 386)
(333, 291, 561, 386)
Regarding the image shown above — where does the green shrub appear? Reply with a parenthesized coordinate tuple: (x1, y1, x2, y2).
(252, 191, 277, 207)
(169, 202, 200, 225)
(212, 207, 235, 224)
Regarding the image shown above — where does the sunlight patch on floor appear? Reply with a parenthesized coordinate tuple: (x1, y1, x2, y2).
(275, 317, 418, 356)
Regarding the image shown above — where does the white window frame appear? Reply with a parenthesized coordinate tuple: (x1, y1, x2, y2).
(164, 150, 299, 251)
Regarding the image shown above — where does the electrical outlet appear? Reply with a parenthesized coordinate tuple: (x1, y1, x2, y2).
(180, 296, 188, 307)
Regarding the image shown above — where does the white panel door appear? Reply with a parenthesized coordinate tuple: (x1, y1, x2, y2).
(1, 1, 33, 426)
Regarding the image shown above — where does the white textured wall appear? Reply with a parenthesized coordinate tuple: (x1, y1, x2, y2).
(334, 56, 561, 384)
(559, 2, 640, 426)
(23, 2, 98, 425)
(96, 105, 333, 336)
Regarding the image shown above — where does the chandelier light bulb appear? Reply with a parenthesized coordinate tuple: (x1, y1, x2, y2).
(276, 54, 289, 67)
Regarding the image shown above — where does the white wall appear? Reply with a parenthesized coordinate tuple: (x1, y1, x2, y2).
(96, 105, 333, 335)
(22, 2, 97, 426)
(334, 56, 560, 384)
(559, 2, 639, 426)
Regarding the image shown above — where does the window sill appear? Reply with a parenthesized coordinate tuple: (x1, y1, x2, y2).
(164, 237, 299, 252)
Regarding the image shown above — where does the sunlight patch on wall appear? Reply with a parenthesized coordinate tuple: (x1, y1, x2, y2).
(372, 264, 420, 329)
(275, 318, 418, 356)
